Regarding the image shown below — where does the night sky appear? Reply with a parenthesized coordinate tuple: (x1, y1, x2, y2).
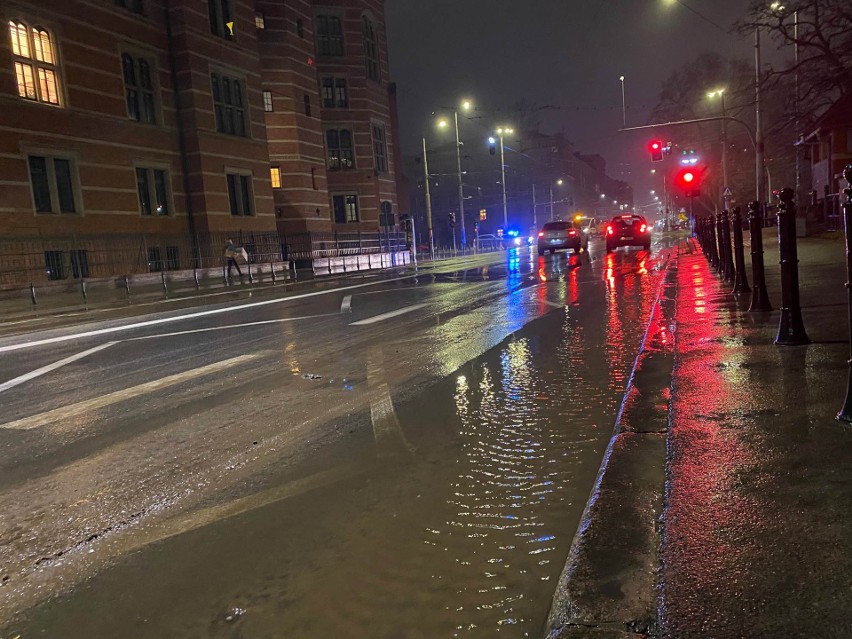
(386, 0, 771, 203)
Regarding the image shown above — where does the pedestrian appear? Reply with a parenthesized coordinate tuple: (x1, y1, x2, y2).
(224, 239, 243, 278)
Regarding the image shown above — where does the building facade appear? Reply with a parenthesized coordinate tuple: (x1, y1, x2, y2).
(0, 0, 401, 281)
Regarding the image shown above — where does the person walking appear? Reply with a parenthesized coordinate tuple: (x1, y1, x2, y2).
(224, 239, 243, 278)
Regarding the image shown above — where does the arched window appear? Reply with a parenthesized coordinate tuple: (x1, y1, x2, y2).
(363, 16, 379, 81)
(8, 20, 61, 105)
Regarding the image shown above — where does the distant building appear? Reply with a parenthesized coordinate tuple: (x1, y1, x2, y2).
(0, 0, 402, 280)
(803, 92, 852, 225)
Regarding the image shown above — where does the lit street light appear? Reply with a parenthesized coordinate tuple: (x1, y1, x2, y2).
(494, 126, 514, 229)
(437, 99, 473, 248)
(707, 88, 730, 210)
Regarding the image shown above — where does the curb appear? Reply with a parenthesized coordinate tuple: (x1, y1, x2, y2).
(544, 247, 681, 638)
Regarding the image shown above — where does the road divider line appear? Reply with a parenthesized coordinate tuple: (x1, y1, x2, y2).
(0, 276, 417, 354)
(349, 303, 429, 326)
(340, 295, 352, 313)
(0, 342, 118, 394)
(542, 300, 566, 309)
(0, 352, 265, 431)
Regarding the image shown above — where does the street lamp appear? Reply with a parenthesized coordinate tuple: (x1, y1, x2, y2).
(619, 75, 626, 128)
(707, 88, 730, 210)
(550, 178, 565, 221)
(437, 99, 473, 248)
(495, 126, 514, 229)
(421, 137, 435, 256)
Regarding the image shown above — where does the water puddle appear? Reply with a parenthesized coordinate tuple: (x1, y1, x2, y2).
(11, 252, 662, 638)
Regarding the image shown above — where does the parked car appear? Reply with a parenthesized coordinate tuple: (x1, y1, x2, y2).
(605, 214, 652, 252)
(537, 221, 587, 256)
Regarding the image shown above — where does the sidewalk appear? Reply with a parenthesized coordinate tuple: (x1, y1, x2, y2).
(545, 236, 852, 638)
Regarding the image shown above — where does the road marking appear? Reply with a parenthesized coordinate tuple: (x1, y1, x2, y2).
(349, 303, 429, 326)
(340, 295, 352, 313)
(0, 276, 416, 354)
(127, 313, 337, 341)
(0, 342, 118, 394)
(0, 353, 265, 431)
(542, 300, 565, 309)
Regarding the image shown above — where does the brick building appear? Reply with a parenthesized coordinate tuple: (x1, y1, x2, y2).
(0, 0, 401, 282)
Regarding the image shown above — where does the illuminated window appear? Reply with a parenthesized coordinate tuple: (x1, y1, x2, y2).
(122, 53, 157, 124)
(254, 12, 265, 29)
(262, 90, 273, 112)
(270, 167, 282, 188)
(316, 14, 343, 56)
(326, 128, 354, 170)
(9, 20, 61, 105)
(363, 16, 379, 81)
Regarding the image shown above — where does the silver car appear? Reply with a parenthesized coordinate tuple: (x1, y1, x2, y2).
(537, 221, 588, 256)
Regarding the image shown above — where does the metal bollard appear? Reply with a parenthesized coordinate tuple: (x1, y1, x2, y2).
(193, 268, 200, 289)
(747, 201, 773, 312)
(29, 282, 37, 307)
(775, 188, 810, 345)
(721, 211, 735, 283)
(707, 216, 719, 270)
(837, 166, 852, 421)
(81, 279, 88, 304)
(715, 213, 725, 275)
(731, 207, 751, 296)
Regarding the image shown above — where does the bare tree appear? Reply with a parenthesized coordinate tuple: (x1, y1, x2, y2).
(738, 0, 852, 124)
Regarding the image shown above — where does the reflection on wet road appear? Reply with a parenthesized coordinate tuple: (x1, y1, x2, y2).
(2, 241, 673, 637)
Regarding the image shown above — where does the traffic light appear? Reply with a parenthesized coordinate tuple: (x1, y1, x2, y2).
(488, 137, 497, 156)
(675, 167, 702, 198)
(479, 209, 487, 221)
(449, 212, 456, 227)
(649, 140, 664, 162)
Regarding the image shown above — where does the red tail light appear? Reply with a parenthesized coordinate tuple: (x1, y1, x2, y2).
(568, 230, 577, 236)
(640, 224, 647, 233)
(607, 226, 614, 236)
(538, 232, 544, 237)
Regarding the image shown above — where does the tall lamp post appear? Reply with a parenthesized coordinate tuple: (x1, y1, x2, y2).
(619, 75, 627, 128)
(707, 88, 729, 211)
(438, 99, 473, 248)
(421, 136, 435, 256)
(494, 126, 514, 230)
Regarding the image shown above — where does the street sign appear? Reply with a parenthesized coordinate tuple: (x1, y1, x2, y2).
(723, 187, 733, 198)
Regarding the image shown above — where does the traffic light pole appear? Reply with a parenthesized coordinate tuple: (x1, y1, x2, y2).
(422, 137, 435, 256)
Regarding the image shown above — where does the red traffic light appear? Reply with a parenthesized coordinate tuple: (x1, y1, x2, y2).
(675, 167, 702, 197)
(649, 139, 663, 162)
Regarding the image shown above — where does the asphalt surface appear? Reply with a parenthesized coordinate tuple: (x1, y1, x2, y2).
(0, 236, 679, 637)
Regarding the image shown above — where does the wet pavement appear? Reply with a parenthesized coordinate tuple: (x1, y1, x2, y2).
(0, 238, 674, 637)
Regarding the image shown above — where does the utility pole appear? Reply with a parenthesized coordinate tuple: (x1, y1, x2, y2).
(549, 185, 554, 222)
(453, 110, 466, 248)
(794, 9, 801, 208)
(422, 136, 434, 256)
(620, 76, 626, 128)
(499, 132, 509, 229)
(532, 183, 537, 230)
(721, 91, 729, 211)
(755, 28, 766, 207)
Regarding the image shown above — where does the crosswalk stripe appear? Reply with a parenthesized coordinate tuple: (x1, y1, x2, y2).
(0, 352, 266, 431)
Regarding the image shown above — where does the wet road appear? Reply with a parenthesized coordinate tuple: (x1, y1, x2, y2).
(0, 237, 674, 637)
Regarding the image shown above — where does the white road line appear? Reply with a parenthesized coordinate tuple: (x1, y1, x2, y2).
(0, 342, 118, 394)
(127, 313, 337, 341)
(0, 352, 265, 431)
(340, 295, 352, 313)
(349, 303, 429, 326)
(542, 300, 565, 309)
(0, 276, 415, 354)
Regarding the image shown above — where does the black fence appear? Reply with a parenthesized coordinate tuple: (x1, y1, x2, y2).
(0, 229, 411, 290)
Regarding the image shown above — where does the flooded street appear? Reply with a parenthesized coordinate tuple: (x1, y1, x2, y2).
(1, 244, 668, 638)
